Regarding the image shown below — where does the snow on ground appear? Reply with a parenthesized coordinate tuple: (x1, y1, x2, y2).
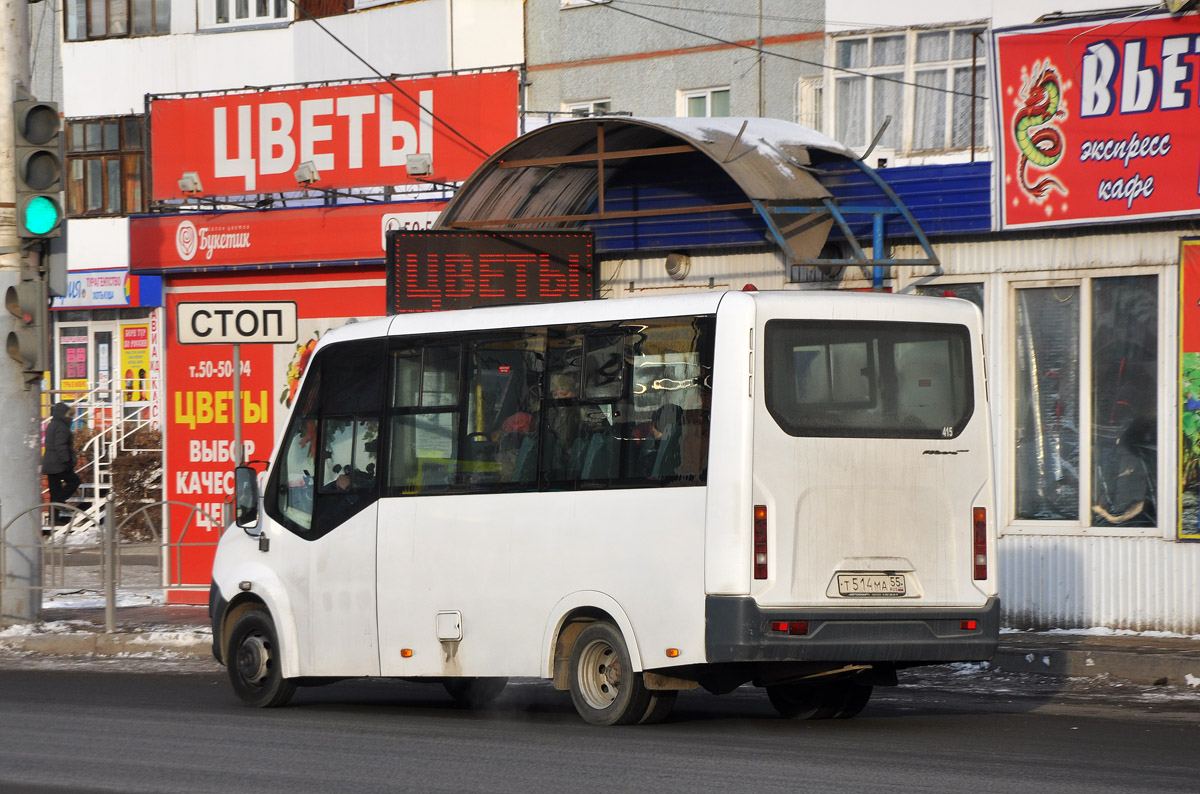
(1002, 626, 1200, 641)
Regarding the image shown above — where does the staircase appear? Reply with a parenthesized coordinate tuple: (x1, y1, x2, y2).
(41, 386, 161, 532)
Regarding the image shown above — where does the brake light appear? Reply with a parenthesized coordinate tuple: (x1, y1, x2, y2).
(770, 621, 809, 635)
(973, 507, 987, 580)
(753, 504, 768, 580)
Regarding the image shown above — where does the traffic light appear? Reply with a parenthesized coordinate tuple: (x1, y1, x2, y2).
(13, 96, 63, 239)
(6, 278, 49, 374)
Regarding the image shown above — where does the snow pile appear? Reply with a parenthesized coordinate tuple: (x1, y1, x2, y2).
(0, 620, 94, 637)
(43, 589, 163, 609)
(1002, 626, 1200, 641)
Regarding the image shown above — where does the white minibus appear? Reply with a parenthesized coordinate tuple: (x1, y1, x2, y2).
(211, 290, 997, 725)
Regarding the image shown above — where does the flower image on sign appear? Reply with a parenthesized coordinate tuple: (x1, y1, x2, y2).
(993, 12, 1200, 229)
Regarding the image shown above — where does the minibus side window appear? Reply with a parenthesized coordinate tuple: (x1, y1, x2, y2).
(265, 338, 385, 539)
(386, 343, 463, 494)
(464, 331, 544, 489)
(270, 365, 321, 532)
(625, 317, 713, 484)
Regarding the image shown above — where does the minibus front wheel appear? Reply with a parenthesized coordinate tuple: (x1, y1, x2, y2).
(227, 607, 297, 708)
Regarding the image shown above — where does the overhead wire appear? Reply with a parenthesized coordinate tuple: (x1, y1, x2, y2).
(286, 0, 492, 160)
(613, 0, 881, 31)
(588, 0, 988, 100)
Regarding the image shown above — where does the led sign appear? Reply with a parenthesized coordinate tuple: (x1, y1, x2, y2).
(386, 230, 596, 314)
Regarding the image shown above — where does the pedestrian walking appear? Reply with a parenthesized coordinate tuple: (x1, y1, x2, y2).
(42, 402, 81, 525)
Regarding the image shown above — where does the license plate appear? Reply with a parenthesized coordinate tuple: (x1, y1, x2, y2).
(837, 572, 906, 597)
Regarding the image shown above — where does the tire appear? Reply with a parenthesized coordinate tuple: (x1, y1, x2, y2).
(226, 608, 296, 708)
(638, 690, 678, 725)
(826, 680, 873, 719)
(568, 622, 652, 726)
(766, 683, 835, 719)
(443, 677, 509, 709)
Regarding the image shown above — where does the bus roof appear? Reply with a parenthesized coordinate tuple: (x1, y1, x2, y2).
(313, 290, 982, 352)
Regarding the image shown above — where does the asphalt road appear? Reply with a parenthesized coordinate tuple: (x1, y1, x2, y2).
(0, 662, 1196, 794)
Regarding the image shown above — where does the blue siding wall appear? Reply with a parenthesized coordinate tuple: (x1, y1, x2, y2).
(593, 161, 993, 254)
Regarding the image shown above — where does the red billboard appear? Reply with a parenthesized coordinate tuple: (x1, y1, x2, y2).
(164, 269, 385, 602)
(994, 12, 1200, 229)
(149, 70, 518, 200)
(129, 201, 445, 272)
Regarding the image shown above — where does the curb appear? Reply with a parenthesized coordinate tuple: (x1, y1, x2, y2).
(3, 629, 1199, 691)
(1, 631, 212, 659)
(992, 644, 1200, 688)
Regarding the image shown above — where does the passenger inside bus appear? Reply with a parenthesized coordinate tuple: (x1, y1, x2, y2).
(544, 372, 611, 482)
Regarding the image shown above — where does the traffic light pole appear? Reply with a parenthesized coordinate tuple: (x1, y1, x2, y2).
(0, 0, 45, 625)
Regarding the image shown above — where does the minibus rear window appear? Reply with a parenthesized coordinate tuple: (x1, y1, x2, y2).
(764, 320, 974, 439)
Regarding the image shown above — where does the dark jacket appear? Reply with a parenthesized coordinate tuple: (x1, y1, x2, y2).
(42, 402, 76, 475)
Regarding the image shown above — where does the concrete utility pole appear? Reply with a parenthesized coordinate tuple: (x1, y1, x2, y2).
(1, 0, 44, 625)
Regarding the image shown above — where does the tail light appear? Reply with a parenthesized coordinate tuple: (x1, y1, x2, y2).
(973, 507, 987, 580)
(753, 505, 768, 580)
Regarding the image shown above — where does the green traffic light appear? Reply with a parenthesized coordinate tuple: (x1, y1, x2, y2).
(22, 195, 60, 235)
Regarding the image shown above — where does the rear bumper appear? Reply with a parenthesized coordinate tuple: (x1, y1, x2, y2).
(705, 595, 1000, 665)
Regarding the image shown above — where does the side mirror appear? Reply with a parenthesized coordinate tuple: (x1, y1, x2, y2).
(234, 465, 260, 534)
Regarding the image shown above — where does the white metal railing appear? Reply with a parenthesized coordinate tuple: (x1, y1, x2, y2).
(39, 386, 161, 530)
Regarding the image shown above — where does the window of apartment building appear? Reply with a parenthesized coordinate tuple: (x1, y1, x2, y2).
(682, 87, 730, 118)
(65, 0, 170, 40)
(796, 77, 824, 131)
(566, 100, 612, 117)
(66, 116, 146, 217)
(207, 0, 290, 27)
(830, 25, 987, 153)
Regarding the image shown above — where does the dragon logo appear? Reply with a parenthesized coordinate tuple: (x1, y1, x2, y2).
(1013, 61, 1068, 202)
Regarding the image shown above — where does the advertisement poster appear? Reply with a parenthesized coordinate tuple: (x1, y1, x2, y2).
(993, 12, 1200, 229)
(120, 324, 151, 403)
(1178, 239, 1200, 541)
(163, 270, 382, 602)
(149, 70, 518, 199)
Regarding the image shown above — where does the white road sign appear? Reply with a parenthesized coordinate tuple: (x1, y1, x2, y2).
(177, 301, 298, 345)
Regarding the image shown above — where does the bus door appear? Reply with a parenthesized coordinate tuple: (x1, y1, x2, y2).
(753, 312, 990, 608)
(265, 339, 384, 676)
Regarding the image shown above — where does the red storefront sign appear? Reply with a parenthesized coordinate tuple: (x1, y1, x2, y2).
(163, 269, 386, 602)
(994, 12, 1200, 229)
(149, 70, 518, 200)
(129, 201, 446, 272)
(134, 201, 445, 602)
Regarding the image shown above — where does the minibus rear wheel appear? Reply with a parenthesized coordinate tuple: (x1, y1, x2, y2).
(227, 607, 296, 708)
(766, 682, 837, 719)
(568, 621, 652, 726)
(827, 680, 873, 718)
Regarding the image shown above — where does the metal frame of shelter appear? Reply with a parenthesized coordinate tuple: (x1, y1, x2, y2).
(436, 117, 939, 273)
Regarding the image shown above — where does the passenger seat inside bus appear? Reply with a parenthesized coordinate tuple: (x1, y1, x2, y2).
(650, 403, 683, 478)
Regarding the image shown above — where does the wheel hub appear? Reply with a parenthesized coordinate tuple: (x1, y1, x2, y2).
(236, 633, 270, 686)
(579, 639, 622, 708)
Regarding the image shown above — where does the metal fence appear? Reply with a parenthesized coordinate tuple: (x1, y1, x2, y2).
(0, 498, 224, 631)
